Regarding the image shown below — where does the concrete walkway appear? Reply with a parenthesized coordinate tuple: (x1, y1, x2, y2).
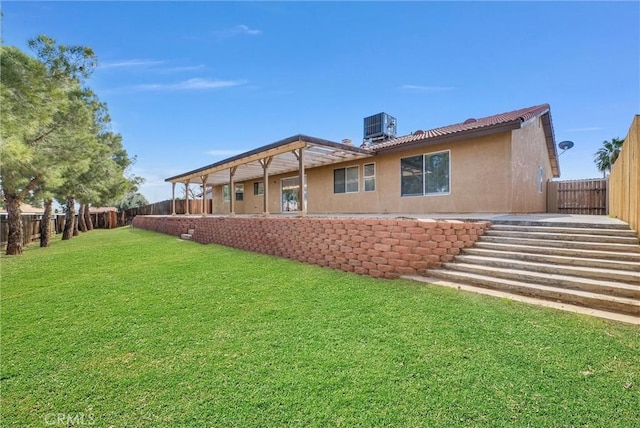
(305, 213, 632, 228)
(162, 212, 631, 228)
(411, 214, 631, 229)
(407, 213, 628, 226)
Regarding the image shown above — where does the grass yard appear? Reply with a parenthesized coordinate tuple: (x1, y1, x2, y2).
(1, 227, 639, 427)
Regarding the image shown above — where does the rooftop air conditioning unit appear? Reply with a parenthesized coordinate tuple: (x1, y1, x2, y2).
(363, 112, 397, 141)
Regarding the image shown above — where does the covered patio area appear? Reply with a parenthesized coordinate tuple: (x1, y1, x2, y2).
(165, 135, 373, 217)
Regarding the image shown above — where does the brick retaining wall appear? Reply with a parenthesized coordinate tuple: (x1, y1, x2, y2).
(132, 216, 490, 279)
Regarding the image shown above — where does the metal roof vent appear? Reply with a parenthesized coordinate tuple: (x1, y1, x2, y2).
(463, 118, 477, 125)
(413, 130, 425, 136)
(364, 112, 397, 142)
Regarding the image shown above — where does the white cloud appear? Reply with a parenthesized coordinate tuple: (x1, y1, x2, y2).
(213, 24, 262, 40)
(100, 59, 165, 69)
(235, 24, 262, 36)
(564, 127, 604, 132)
(159, 65, 206, 74)
(401, 85, 455, 92)
(134, 78, 247, 91)
(100, 60, 206, 75)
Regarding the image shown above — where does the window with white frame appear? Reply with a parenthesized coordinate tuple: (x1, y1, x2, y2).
(363, 163, 376, 192)
(401, 151, 450, 196)
(222, 185, 230, 202)
(334, 166, 359, 193)
(235, 183, 244, 201)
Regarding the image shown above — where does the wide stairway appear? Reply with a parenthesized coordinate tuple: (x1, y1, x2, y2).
(421, 221, 640, 320)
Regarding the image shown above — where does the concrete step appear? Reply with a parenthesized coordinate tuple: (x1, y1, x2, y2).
(489, 224, 638, 237)
(440, 263, 640, 299)
(462, 248, 640, 272)
(402, 275, 640, 325)
(180, 233, 192, 240)
(485, 219, 632, 230)
(479, 235, 640, 253)
(484, 229, 640, 245)
(426, 269, 640, 316)
(187, 229, 195, 235)
(453, 255, 640, 286)
(474, 242, 640, 262)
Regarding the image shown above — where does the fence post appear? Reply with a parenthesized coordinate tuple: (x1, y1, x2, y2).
(546, 180, 558, 213)
(605, 176, 609, 215)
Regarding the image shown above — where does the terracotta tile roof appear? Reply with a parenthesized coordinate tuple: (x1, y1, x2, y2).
(369, 104, 551, 151)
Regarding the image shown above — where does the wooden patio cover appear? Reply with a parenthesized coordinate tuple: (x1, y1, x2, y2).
(165, 134, 373, 215)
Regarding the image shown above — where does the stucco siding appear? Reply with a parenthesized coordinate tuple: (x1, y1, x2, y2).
(307, 134, 513, 214)
(208, 128, 557, 215)
(510, 117, 553, 212)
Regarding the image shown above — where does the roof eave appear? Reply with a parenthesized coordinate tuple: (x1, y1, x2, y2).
(540, 111, 560, 177)
(373, 120, 523, 154)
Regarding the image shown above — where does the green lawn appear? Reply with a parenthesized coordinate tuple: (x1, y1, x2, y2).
(1, 227, 638, 427)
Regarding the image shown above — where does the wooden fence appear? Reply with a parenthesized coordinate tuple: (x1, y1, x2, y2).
(53, 212, 120, 231)
(547, 178, 608, 215)
(2, 199, 215, 248)
(89, 211, 119, 229)
(0, 215, 54, 247)
(123, 199, 212, 222)
(609, 115, 639, 234)
(1, 213, 121, 248)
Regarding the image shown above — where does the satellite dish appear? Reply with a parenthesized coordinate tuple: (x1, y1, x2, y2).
(558, 140, 574, 151)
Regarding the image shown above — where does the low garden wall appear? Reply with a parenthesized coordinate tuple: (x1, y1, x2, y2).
(132, 216, 490, 279)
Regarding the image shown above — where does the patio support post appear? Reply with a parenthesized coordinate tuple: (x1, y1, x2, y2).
(184, 180, 190, 215)
(294, 147, 307, 217)
(171, 182, 176, 215)
(200, 175, 208, 216)
(229, 166, 237, 216)
(259, 157, 273, 216)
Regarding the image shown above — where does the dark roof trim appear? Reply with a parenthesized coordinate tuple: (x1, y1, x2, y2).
(541, 111, 560, 177)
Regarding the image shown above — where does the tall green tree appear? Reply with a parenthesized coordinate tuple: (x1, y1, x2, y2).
(0, 39, 95, 254)
(52, 93, 142, 239)
(43, 85, 99, 240)
(1, 47, 52, 253)
(27, 36, 97, 242)
(116, 192, 150, 211)
(2, 36, 139, 251)
(73, 98, 143, 228)
(594, 137, 624, 178)
(0, 46, 90, 254)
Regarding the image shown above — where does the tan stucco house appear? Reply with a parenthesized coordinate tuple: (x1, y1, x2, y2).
(166, 104, 560, 215)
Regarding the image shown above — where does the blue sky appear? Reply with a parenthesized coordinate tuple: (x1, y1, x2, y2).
(3, 1, 639, 203)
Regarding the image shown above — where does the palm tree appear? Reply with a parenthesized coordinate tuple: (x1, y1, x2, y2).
(594, 137, 624, 178)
